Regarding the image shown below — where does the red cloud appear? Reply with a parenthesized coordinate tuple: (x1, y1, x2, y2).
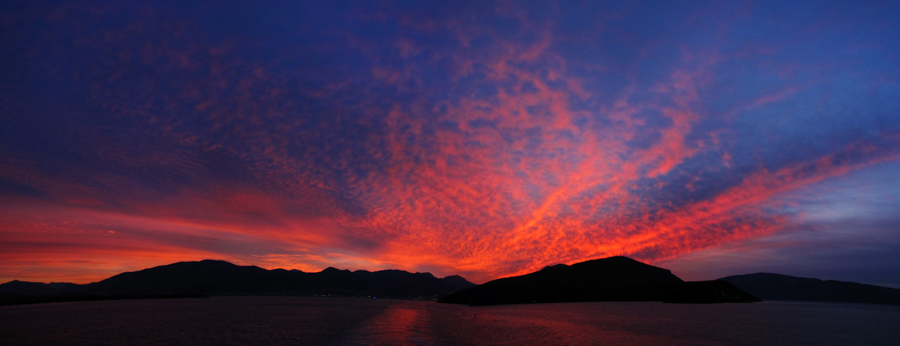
(2, 2, 899, 285)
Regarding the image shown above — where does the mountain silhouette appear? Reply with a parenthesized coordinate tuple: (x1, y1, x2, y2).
(12, 259, 900, 307)
(720, 273, 900, 305)
(0, 280, 81, 297)
(0, 260, 474, 304)
(438, 256, 760, 305)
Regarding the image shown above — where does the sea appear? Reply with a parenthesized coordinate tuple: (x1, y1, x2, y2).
(1, 297, 898, 345)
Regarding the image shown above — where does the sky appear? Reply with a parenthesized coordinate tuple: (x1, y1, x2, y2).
(1, 1, 899, 286)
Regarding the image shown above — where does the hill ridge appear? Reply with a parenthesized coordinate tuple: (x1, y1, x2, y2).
(720, 272, 900, 305)
(0, 260, 476, 303)
(438, 256, 758, 305)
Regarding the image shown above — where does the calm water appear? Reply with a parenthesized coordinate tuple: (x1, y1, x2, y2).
(1, 297, 899, 345)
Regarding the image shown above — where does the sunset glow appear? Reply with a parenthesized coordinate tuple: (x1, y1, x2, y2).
(2, 1, 899, 285)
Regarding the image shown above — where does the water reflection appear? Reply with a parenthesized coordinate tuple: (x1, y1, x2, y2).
(336, 303, 434, 345)
(1, 298, 899, 345)
(335, 300, 900, 345)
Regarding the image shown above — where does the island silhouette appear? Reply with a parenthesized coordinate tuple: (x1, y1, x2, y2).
(720, 273, 900, 305)
(4, 256, 900, 306)
(0, 260, 474, 305)
(437, 256, 760, 305)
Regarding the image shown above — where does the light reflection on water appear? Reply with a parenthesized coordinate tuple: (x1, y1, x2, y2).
(336, 306, 435, 345)
(1, 297, 899, 345)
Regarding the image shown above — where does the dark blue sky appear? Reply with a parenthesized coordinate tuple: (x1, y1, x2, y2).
(1, 1, 899, 285)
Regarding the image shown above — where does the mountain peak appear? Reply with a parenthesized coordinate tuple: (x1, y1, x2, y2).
(319, 267, 354, 275)
(439, 256, 755, 305)
(414, 272, 436, 279)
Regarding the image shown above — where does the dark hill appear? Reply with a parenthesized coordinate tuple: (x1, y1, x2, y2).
(88, 260, 475, 297)
(438, 256, 759, 305)
(440, 275, 474, 290)
(1, 260, 476, 304)
(0, 280, 83, 297)
(720, 273, 900, 305)
(90, 260, 271, 294)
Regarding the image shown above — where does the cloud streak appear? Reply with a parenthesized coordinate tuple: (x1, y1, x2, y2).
(2, 1, 899, 284)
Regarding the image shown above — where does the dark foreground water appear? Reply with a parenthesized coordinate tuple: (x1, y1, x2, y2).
(1, 297, 899, 345)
